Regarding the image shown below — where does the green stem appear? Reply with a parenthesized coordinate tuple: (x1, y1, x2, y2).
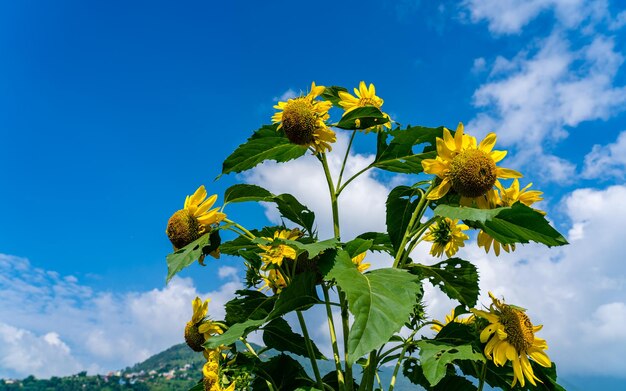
(400, 216, 440, 268)
(336, 163, 374, 196)
(477, 361, 487, 391)
(392, 182, 434, 268)
(337, 130, 357, 190)
(223, 218, 256, 239)
(323, 284, 345, 391)
(319, 153, 341, 239)
(240, 337, 259, 358)
(388, 330, 417, 391)
(339, 291, 353, 390)
(297, 310, 324, 390)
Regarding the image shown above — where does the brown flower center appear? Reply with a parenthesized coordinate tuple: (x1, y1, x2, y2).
(184, 321, 206, 352)
(281, 98, 317, 145)
(166, 209, 202, 250)
(448, 149, 497, 198)
(500, 307, 535, 353)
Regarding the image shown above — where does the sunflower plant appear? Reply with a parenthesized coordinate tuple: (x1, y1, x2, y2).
(164, 82, 568, 391)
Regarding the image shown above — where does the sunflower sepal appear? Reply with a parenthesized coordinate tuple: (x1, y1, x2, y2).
(334, 106, 389, 130)
(166, 230, 221, 283)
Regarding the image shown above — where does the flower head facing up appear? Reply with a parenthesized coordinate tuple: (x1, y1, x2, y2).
(471, 292, 551, 388)
(338, 81, 392, 132)
(431, 308, 474, 333)
(166, 186, 226, 250)
(424, 218, 470, 258)
(351, 252, 371, 273)
(421, 123, 522, 201)
(272, 82, 336, 153)
(257, 229, 301, 268)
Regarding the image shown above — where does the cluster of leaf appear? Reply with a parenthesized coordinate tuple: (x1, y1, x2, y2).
(164, 86, 568, 390)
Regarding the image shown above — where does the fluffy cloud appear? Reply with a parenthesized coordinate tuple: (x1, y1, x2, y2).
(0, 254, 242, 379)
(461, 0, 609, 34)
(582, 130, 626, 179)
(468, 32, 626, 182)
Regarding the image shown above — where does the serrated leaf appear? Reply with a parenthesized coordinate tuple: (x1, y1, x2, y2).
(251, 354, 314, 391)
(409, 258, 479, 307)
(225, 290, 275, 324)
(343, 238, 374, 258)
(356, 232, 394, 255)
(475, 203, 567, 247)
(417, 340, 485, 386)
(165, 233, 211, 283)
(434, 204, 504, 223)
(224, 184, 274, 204)
(273, 193, 316, 234)
(262, 317, 325, 359)
(386, 186, 422, 253)
(269, 272, 321, 318)
(335, 106, 389, 130)
(204, 317, 266, 349)
(327, 250, 422, 364)
(284, 238, 338, 258)
(221, 124, 307, 176)
(373, 125, 445, 173)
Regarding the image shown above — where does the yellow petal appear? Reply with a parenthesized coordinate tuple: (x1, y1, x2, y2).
(496, 167, 523, 178)
(512, 356, 525, 387)
(528, 347, 551, 367)
(454, 122, 465, 151)
(426, 178, 451, 200)
(490, 150, 507, 163)
(442, 127, 456, 152)
(421, 158, 447, 176)
(478, 133, 497, 153)
(521, 355, 538, 386)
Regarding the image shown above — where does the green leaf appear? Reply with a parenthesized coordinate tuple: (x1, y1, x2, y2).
(434, 375, 477, 391)
(284, 238, 338, 258)
(373, 125, 445, 173)
(409, 258, 480, 307)
(356, 232, 394, 255)
(204, 317, 266, 349)
(343, 238, 374, 258)
(165, 233, 210, 283)
(187, 381, 204, 391)
(273, 193, 316, 234)
(225, 290, 275, 324)
(327, 250, 422, 364)
(417, 340, 485, 386)
(434, 204, 504, 223)
(221, 124, 307, 176)
(321, 86, 348, 107)
(335, 106, 389, 130)
(386, 186, 422, 253)
(269, 272, 321, 318)
(473, 202, 568, 247)
(262, 318, 325, 359)
(251, 354, 314, 391)
(224, 184, 274, 204)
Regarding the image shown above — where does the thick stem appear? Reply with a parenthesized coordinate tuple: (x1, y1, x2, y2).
(297, 310, 324, 389)
(320, 153, 341, 239)
(477, 361, 487, 391)
(323, 284, 345, 391)
(223, 218, 256, 240)
(339, 291, 353, 390)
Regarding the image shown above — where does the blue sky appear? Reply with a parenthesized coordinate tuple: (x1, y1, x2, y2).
(1, 1, 626, 389)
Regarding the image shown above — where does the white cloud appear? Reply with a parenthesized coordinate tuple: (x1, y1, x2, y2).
(472, 57, 487, 73)
(0, 254, 242, 378)
(468, 32, 626, 183)
(273, 89, 297, 102)
(582, 130, 626, 179)
(461, 0, 609, 34)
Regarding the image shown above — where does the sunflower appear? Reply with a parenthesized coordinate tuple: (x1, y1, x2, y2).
(257, 229, 301, 268)
(338, 81, 392, 132)
(477, 180, 544, 256)
(259, 268, 288, 294)
(423, 218, 470, 258)
(184, 297, 210, 352)
(202, 350, 236, 391)
(421, 123, 522, 201)
(471, 292, 551, 388)
(431, 308, 475, 332)
(351, 252, 371, 273)
(272, 82, 336, 153)
(166, 186, 226, 251)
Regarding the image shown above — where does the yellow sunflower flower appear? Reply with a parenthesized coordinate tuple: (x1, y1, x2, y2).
(351, 252, 371, 273)
(259, 268, 288, 294)
(257, 229, 301, 267)
(338, 81, 392, 132)
(424, 218, 470, 258)
(431, 308, 475, 332)
(272, 82, 336, 153)
(471, 292, 551, 388)
(421, 123, 522, 201)
(477, 180, 544, 256)
(202, 350, 236, 391)
(166, 186, 226, 251)
(184, 297, 210, 352)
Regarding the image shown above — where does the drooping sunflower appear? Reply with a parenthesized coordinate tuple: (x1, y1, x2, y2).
(184, 297, 211, 352)
(272, 82, 336, 153)
(202, 349, 236, 391)
(338, 81, 392, 132)
(424, 218, 470, 258)
(471, 292, 551, 388)
(476, 180, 544, 256)
(166, 186, 226, 251)
(257, 229, 301, 268)
(431, 308, 475, 332)
(351, 252, 371, 273)
(421, 123, 522, 201)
